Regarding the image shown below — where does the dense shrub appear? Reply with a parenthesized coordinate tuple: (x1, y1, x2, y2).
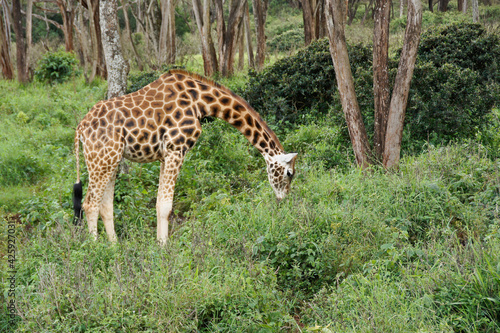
(418, 23, 500, 82)
(267, 28, 304, 52)
(245, 23, 499, 147)
(127, 70, 162, 93)
(127, 65, 184, 93)
(34, 50, 79, 84)
(243, 38, 372, 125)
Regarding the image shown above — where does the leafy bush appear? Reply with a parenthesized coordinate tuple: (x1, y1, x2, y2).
(267, 28, 304, 52)
(245, 23, 499, 148)
(243, 38, 372, 125)
(406, 62, 499, 142)
(127, 65, 185, 93)
(34, 50, 79, 84)
(127, 70, 162, 93)
(418, 22, 500, 82)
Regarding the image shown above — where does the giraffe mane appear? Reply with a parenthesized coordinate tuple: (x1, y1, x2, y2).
(165, 69, 283, 151)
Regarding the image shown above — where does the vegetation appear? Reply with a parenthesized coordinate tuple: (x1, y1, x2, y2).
(1, 5, 500, 333)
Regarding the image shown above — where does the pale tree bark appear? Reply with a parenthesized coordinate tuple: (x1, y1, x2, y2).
(252, 0, 269, 70)
(0, 5, 14, 79)
(326, 0, 372, 168)
(74, 5, 90, 76)
(383, 0, 422, 168)
(100, 0, 128, 99)
(472, 0, 479, 22)
(25, 0, 32, 78)
(244, 2, 254, 69)
(121, 0, 143, 70)
(12, 0, 28, 83)
(400, 0, 405, 16)
(237, 18, 244, 70)
(214, 0, 246, 76)
(192, 0, 218, 76)
(79, 0, 106, 80)
(462, 0, 467, 13)
(55, 0, 76, 52)
(373, 0, 391, 159)
(159, 0, 177, 64)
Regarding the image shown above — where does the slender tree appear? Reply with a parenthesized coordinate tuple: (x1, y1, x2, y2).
(252, 0, 269, 70)
(159, 0, 177, 64)
(472, 0, 479, 22)
(121, 0, 143, 70)
(326, 0, 422, 168)
(243, 1, 254, 69)
(300, 0, 326, 45)
(100, 0, 128, 98)
(0, 3, 14, 79)
(325, 0, 372, 167)
(79, 0, 106, 79)
(214, 0, 247, 76)
(383, 0, 422, 168)
(192, 0, 218, 76)
(12, 0, 28, 83)
(373, 0, 391, 158)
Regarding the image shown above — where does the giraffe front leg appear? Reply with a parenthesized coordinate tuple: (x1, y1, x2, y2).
(156, 151, 184, 245)
(100, 175, 117, 242)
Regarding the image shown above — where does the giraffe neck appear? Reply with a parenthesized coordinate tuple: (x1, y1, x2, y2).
(163, 70, 284, 157)
(207, 96, 284, 157)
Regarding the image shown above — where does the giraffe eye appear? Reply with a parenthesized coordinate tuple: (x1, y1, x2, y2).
(286, 169, 294, 178)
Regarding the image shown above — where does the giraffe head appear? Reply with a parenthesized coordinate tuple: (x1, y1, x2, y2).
(266, 153, 298, 201)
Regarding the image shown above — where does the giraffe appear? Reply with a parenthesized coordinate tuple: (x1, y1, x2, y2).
(73, 69, 297, 243)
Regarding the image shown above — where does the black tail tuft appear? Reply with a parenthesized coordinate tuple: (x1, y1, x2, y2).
(73, 181, 83, 225)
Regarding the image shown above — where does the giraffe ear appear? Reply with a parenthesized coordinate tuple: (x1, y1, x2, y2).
(276, 153, 297, 164)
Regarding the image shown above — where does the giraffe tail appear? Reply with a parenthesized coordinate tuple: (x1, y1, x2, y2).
(73, 129, 83, 225)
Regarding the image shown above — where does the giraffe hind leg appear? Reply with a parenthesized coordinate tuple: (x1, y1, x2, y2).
(83, 162, 120, 240)
(157, 151, 185, 245)
(100, 174, 117, 242)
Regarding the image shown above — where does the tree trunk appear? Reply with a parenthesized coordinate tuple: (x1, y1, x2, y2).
(301, 0, 314, 45)
(472, 0, 479, 22)
(56, 0, 76, 52)
(326, 0, 372, 168)
(0, 6, 14, 79)
(215, 0, 246, 77)
(100, 0, 128, 99)
(25, 0, 32, 78)
(438, 0, 448, 11)
(159, 0, 177, 64)
(428, 0, 433, 12)
(383, 0, 422, 168)
(462, 0, 467, 13)
(373, 0, 391, 159)
(244, 2, 254, 69)
(400, 0, 405, 16)
(12, 0, 28, 83)
(80, 0, 107, 79)
(74, 5, 89, 78)
(192, 0, 218, 76)
(237, 18, 245, 70)
(361, 0, 374, 24)
(252, 0, 269, 70)
(121, 0, 144, 70)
